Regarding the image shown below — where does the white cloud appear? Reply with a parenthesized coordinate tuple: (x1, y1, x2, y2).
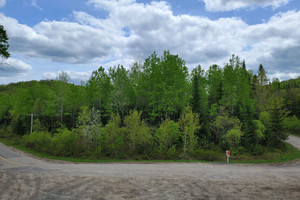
(203, 0, 290, 12)
(31, 0, 42, 10)
(269, 72, 300, 81)
(87, 0, 247, 64)
(0, 0, 299, 81)
(0, 58, 32, 77)
(239, 11, 300, 76)
(0, 13, 118, 64)
(0, 0, 5, 8)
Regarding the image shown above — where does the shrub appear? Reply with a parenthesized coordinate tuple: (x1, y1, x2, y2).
(155, 118, 181, 158)
(259, 111, 271, 129)
(194, 149, 223, 161)
(250, 145, 264, 156)
(51, 128, 79, 157)
(222, 128, 243, 151)
(124, 110, 153, 156)
(283, 115, 300, 132)
(22, 131, 52, 153)
(103, 113, 125, 158)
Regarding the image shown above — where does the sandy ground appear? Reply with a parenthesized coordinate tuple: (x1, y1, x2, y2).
(0, 136, 300, 200)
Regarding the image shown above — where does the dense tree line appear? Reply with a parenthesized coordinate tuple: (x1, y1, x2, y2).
(1, 51, 300, 160)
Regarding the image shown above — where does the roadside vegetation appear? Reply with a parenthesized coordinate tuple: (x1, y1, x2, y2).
(1, 51, 300, 162)
(1, 25, 300, 162)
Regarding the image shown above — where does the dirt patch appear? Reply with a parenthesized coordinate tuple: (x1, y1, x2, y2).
(1, 170, 299, 200)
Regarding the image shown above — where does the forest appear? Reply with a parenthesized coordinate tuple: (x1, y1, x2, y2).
(1, 51, 300, 160)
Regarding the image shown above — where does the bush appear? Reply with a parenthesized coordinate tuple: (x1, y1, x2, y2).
(222, 128, 243, 150)
(165, 145, 178, 160)
(259, 111, 271, 129)
(155, 119, 181, 158)
(283, 115, 300, 132)
(250, 145, 264, 156)
(0, 127, 12, 139)
(51, 128, 79, 157)
(194, 149, 223, 161)
(124, 110, 153, 156)
(22, 131, 52, 153)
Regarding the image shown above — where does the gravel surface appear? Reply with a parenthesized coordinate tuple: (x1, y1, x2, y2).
(1, 136, 300, 199)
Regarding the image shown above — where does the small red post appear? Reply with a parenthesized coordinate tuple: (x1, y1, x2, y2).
(226, 150, 230, 163)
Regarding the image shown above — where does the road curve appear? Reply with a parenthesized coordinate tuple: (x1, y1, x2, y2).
(1, 136, 300, 199)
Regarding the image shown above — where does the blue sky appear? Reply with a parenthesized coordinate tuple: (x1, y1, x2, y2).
(0, 0, 300, 84)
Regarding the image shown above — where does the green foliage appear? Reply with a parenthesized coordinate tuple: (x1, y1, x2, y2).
(207, 64, 222, 107)
(86, 67, 112, 122)
(1, 51, 299, 161)
(267, 96, 288, 148)
(259, 111, 271, 129)
(76, 106, 103, 156)
(139, 51, 189, 123)
(191, 65, 210, 141)
(253, 120, 266, 141)
(254, 64, 270, 112)
(194, 149, 223, 161)
(284, 88, 300, 118)
(33, 119, 47, 132)
(103, 113, 125, 158)
(178, 106, 200, 159)
(0, 25, 10, 59)
(222, 128, 243, 150)
(155, 118, 180, 158)
(51, 128, 79, 157)
(109, 65, 133, 118)
(22, 131, 52, 153)
(283, 115, 300, 132)
(124, 110, 153, 156)
(210, 115, 241, 144)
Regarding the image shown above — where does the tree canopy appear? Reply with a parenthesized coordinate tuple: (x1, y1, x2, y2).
(0, 25, 10, 60)
(1, 51, 298, 160)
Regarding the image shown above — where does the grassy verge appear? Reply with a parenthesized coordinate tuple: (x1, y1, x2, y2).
(1, 137, 300, 164)
(229, 144, 300, 164)
(0, 137, 208, 163)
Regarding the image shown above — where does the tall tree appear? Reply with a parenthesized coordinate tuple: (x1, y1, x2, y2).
(0, 25, 10, 61)
(267, 96, 288, 147)
(178, 106, 200, 159)
(254, 64, 270, 112)
(109, 65, 133, 118)
(207, 64, 223, 108)
(139, 51, 189, 123)
(86, 67, 112, 123)
(191, 65, 209, 142)
(56, 71, 70, 125)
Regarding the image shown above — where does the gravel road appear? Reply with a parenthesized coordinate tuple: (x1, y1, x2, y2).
(1, 136, 300, 199)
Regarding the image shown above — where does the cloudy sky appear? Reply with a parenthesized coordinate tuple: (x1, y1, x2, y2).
(0, 0, 299, 84)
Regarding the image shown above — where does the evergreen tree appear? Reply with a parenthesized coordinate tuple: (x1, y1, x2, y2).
(191, 72, 200, 114)
(254, 64, 270, 112)
(267, 97, 288, 148)
(0, 25, 10, 60)
(191, 65, 209, 143)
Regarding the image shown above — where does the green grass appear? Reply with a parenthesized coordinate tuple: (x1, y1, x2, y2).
(229, 144, 300, 164)
(1, 137, 300, 164)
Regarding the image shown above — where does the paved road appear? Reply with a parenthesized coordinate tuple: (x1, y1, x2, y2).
(1, 136, 300, 199)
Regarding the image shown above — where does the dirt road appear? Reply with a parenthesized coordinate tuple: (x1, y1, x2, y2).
(1, 136, 300, 199)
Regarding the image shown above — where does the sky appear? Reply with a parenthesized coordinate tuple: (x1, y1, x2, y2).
(0, 0, 300, 84)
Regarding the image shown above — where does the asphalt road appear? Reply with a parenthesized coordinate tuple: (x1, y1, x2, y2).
(0, 136, 300, 199)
